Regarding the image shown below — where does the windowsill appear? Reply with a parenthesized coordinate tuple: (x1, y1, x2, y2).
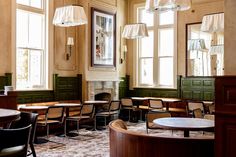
(15, 89, 53, 92)
(133, 86, 177, 90)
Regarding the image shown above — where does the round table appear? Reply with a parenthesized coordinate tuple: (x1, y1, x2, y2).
(153, 117, 214, 137)
(0, 108, 21, 128)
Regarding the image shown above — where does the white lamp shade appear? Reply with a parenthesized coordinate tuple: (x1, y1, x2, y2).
(67, 37, 74, 45)
(53, 5, 87, 27)
(201, 13, 224, 33)
(122, 23, 149, 39)
(146, 0, 191, 12)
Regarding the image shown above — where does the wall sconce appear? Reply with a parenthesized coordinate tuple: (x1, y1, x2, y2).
(66, 37, 74, 60)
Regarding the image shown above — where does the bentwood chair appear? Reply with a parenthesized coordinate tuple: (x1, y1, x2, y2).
(148, 99, 165, 112)
(10, 112, 38, 157)
(187, 101, 205, 117)
(0, 124, 31, 157)
(121, 98, 142, 122)
(146, 112, 171, 134)
(37, 106, 64, 139)
(64, 104, 94, 137)
(94, 100, 120, 129)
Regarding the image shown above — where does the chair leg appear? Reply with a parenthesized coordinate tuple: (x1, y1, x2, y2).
(128, 109, 131, 121)
(30, 143, 36, 157)
(64, 120, 67, 137)
(77, 120, 79, 135)
(46, 125, 49, 139)
(94, 116, 97, 130)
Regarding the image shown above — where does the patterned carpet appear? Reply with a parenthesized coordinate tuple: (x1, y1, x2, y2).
(33, 122, 214, 157)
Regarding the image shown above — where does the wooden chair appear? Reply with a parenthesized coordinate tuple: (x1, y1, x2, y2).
(37, 106, 64, 139)
(0, 124, 31, 157)
(208, 104, 215, 114)
(95, 100, 121, 129)
(146, 112, 171, 134)
(64, 104, 94, 136)
(10, 112, 38, 157)
(193, 108, 204, 118)
(187, 101, 204, 117)
(148, 99, 165, 112)
(121, 98, 142, 122)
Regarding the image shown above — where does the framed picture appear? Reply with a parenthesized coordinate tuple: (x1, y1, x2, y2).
(91, 8, 116, 67)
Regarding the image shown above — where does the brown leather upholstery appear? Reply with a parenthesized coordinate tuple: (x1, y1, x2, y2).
(110, 119, 127, 130)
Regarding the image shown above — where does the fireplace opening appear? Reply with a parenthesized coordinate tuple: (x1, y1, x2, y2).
(95, 92, 111, 112)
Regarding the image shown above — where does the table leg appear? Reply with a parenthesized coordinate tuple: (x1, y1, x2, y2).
(184, 130, 189, 137)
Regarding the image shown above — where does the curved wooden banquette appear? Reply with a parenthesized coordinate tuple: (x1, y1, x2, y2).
(109, 119, 214, 157)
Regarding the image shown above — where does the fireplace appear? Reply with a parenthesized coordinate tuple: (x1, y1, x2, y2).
(87, 81, 119, 100)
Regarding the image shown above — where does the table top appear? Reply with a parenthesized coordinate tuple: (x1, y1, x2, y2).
(54, 103, 82, 107)
(146, 97, 182, 102)
(0, 108, 20, 124)
(83, 100, 109, 104)
(131, 97, 149, 100)
(19, 105, 49, 111)
(153, 117, 214, 131)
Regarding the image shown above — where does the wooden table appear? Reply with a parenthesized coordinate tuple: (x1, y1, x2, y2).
(146, 97, 182, 111)
(19, 105, 49, 115)
(83, 100, 109, 105)
(0, 108, 20, 128)
(153, 117, 214, 137)
(54, 103, 82, 117)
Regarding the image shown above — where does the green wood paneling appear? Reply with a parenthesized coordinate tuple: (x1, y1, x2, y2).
(0, 73, 12, 90)
(53, 74, 82, 101)
(181, 77, 215, 101)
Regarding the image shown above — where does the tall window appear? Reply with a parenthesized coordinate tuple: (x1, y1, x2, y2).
(136, 5, 177, 88)
(16, 0, 47, 90)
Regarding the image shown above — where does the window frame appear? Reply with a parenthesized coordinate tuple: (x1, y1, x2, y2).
(134, 3, 177, 89)
(15, 0, 48, 90)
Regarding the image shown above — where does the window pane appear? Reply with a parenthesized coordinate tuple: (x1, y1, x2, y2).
(138, 8, 153, 26)
(17, 0, 43, 9)
(16, 49, 43, 89)
(29, 50, 42, 87)
(29, 13, 43, 49)
(140, 31, 154, 57)
(17, 0, 30, 6)
(159, 28, 174, 56)
(16, 49, 29, 89)
(159, 58, 173, 86)
(140, 59, 153, 85)
(16, 10, 28, 47)
(30, 0, 43, 9)
(159, 11, 174, 25)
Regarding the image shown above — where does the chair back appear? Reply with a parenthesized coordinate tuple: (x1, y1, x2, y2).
(149, 99, 163, 109)
(81, 104, 94, 116)
(10, 112, 38, 146)
(146, 112, 171, 123)
(193, 108, 204, 118)
(187, 101, 204, 112)
(0, 124, 31, 156)
(121, 98, 133, 107)
(109, 100, 121, 112)
(208, 105, 215, 114)
(46, 106, 64, 122)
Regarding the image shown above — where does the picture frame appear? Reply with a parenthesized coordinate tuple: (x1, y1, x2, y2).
(91, 7, 116, 67)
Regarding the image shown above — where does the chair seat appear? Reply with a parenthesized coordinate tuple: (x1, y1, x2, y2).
(96, 111, 119, 116)
(138, 105, 149, 110)
(66, 115, 91, 120)
(37, 119, 61, 125)
(0, 146, 25, 157)
(147, 122, 160, 129)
